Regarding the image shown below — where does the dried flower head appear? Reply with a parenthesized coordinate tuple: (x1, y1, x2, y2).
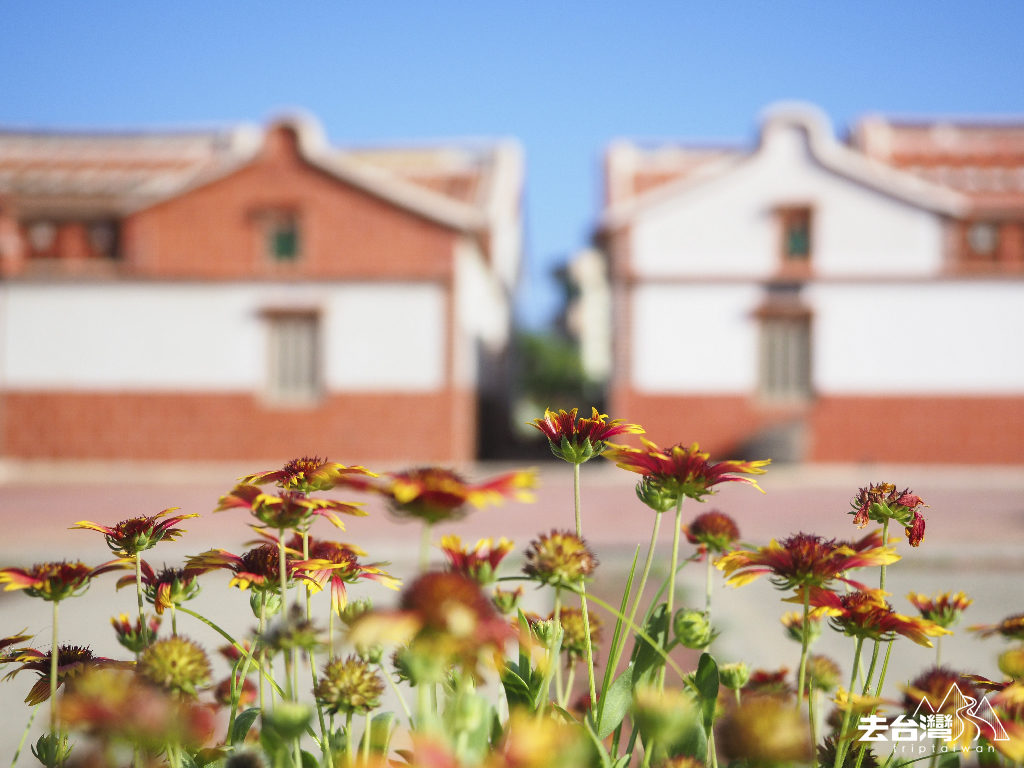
(373, 467, 537, 525)
(71, 507, 198, 557)
(806, 654, 842, 693)
(0, 560, 97, 602)
(970, 613, 1024, 641)
(138, 636, 211, 696)
(529, 407, 644, 464)
(556, 607, 602, 661)
(314, 655, 384, 715)
(441, 535, 514, 585)
(683, 510, 740, 554)
(605, 439, 769, 508)
(850, 483, 928, 546)
(523, 530, 598, 586)
(907, 591, 972, 628)
(242, 456, 377, 494)
(717, 532, 898, 591)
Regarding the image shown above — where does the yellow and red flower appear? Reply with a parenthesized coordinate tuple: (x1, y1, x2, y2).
(683, 510, 740, 554)
(114, 563, 200, 614)
(970, 613, 1024, 641)
(111, 612, 161, 653)
(440, 535, 514, 585)
(907, 591, 972, 629)
(529, 407, 644, 464)
(241, 456, 377, 494)
(0, 560, 102, 602)
(1, 645, 131, 705)
(716, 532, 899, 591)
(850, 482, 928, 547)
(371, 467, 536, 525)
(289, 534, 400, 615)
(605, 439, 769, 509)
(71, 507, 198, 558)
(216, 484, 366, 531)
(806, 588, 951, 647)
(902, 666, 1001, 747)
(187, 544, 297, 593)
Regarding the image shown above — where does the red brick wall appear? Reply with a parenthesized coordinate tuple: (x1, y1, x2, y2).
(611, 387, 1024, 464)
(123, 124, 460, 281)
(2, 390, 478, 464)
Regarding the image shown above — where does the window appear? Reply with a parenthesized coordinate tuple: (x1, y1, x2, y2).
(758, 309, 812, 402)
(253, 209, 302, 262)
(266, 311, 321, 403)
(777, 206, 813, 266)
(966, 221, 999, 260)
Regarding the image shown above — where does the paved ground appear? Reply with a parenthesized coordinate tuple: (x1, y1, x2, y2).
(1, 459, 1022, 758)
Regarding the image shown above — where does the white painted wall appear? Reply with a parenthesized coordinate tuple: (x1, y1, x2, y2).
(631, 283, 761, 393)
(1, 282, 446, 392)
(630, 121, 946, 279)
(809, 281, 1024, 394)
(453, 236, 510, 387)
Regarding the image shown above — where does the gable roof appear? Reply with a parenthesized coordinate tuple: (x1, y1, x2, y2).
(0, 114, 522, 234)
(600, 102, 971, 231)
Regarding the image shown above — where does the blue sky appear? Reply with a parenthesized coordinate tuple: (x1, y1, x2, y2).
(3, 2, 1023, 328)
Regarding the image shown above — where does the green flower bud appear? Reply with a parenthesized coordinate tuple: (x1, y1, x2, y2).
(719, 661, 752, 691)
(635, 477, 679, 513)
(262, 701, 314, 740)
(32, 733, 71, 768)
(673, 609, 713, 649)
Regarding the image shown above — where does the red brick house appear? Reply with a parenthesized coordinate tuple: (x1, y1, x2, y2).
(0, 114, 524, 463)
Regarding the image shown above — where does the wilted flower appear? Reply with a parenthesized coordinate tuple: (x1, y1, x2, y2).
(116, 563, 200, 614)
(716, 532, 898, 591)
(605, 439, 769, 509)
(1, 645, 131, 704)
(441, 535, 514, 584)
(850, 483, 928, 546)
(371, 467, 536, 525)
(111, 612, 161, 653)
(290, 534, 400, 614)
(808, 588, 951, 647)
(138, 636, 211, 696)
(781, 610, 821, 645)
(241, 456, 377, 494)
(0, 560, 100, 602)
(216, 484, 366, 531)
(717, 695, 813, 765)
(683, 510, 740, 554)
(71, 507, 198, 557)
(314, 655, 384, 715)
(523, 530, 598, 587)
(970, 613, 1024, 640)
(907, 591, 972, 628)
(529, 407, 644, 464)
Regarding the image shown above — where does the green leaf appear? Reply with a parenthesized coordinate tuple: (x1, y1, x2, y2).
(300, 750, 319, 768)
(500, 664, 533, 709)
(694, 652, 720, 732)
(230, 707, 261, 746)
(937, 751, 961, 768)
(631, 603, 669, 686)
(359, 711, 396, 754)
(178, 753, 199, 768)
(595, 664, 634, 739)
(610, 757, 631, 768)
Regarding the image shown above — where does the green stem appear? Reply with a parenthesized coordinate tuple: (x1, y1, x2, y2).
(705, 552, 714, 621)
(259, 592, 267, 711)
(834, 636, 865, 768)
(12, 704, 40, 768)
(380, 662, 414, 729)
(419, 524, 432, 572)
(853, 641, 895, 768)
(553, 587, 564, 704)
(170, 603, 177, 637)
(363, 711, 372, 765)
(302, 532, 331, 765)
(345, 710, 354, 767)
(134, 553, 144, 646)
(660, 495, 684, 690)
(572, 462, 598, 707)
(50, 600, 59, 734)
(797, 587, 811, 711)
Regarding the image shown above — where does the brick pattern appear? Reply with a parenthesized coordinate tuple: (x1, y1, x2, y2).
(1, 389, 478, 463)
(611, 388, 1024, 464)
